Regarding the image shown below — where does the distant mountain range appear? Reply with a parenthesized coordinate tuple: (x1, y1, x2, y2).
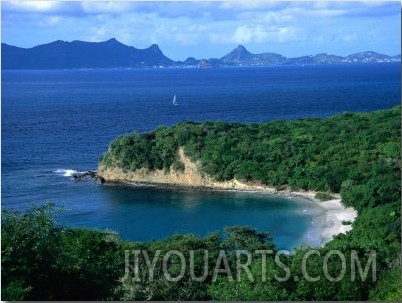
(2, 38, 400, 69)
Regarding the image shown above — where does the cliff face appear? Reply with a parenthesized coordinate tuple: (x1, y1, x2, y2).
(98, 148, 276, 192)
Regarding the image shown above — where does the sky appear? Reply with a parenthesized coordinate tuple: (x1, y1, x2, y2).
(1, 1, 401, 61)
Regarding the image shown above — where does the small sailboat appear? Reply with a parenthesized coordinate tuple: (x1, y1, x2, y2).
(172, 95, 179, 106)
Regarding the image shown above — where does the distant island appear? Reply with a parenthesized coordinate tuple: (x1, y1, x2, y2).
(2, 38, 400, 69)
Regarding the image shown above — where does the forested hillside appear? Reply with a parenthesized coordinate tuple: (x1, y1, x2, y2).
(2, 106, 401, 300)
(101, 106, 400, 213)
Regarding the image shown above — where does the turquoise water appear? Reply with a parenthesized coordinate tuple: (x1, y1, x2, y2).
(93, 184, 320, 249)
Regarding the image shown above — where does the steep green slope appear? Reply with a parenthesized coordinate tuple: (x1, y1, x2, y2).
(100, 106, 400, 212)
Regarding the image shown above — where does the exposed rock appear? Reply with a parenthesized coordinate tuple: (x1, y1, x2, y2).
(98, 148, 277, 193)
(72, 170, 104, 184)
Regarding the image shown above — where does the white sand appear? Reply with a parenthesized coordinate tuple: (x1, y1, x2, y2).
(289, 191, 357, 248)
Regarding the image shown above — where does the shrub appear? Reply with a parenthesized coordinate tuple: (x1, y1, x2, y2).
(172, 160, 185, 172)
(315, 191, 333, 201)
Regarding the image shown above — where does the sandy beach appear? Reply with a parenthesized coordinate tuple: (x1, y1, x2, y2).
(289, 191, 358, 248)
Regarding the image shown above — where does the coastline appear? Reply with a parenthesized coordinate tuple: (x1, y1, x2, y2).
(98, 148, 357, 248)
(100, 178, 357, 249)
(288, 191, 357, 248)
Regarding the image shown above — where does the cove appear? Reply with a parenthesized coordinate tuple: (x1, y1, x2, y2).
(59, 183, 323, 251)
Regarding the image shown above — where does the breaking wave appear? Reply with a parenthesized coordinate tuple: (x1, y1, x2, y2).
(54, 169, 81, 177)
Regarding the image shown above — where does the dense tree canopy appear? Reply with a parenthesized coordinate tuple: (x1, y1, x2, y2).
(101, 106, 400, 212)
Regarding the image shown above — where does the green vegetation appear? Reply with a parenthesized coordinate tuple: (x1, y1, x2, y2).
(3, 106, 401, 300)
(1, 204, 123, 300)
(101, 106, 400, 206)
(315, 191, 334, 201)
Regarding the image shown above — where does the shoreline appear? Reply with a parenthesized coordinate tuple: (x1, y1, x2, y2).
(289, 191, 357, 248)
(102, 178, 357, 249)
(98, 147, 357, 249)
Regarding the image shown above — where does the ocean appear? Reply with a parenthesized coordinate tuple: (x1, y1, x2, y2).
(1, 64, 400, 250)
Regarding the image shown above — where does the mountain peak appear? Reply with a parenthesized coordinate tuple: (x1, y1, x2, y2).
(149, 44, 160, 50)
(235, 44, 247, 50)
(146, 44, 163, 56)
(234, 45, 251, 54)
(221, 45, 252, 62)
(105, 38, 119, 43)
(103, 38, 126, 47)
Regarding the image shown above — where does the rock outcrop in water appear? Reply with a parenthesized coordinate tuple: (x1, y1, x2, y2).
(72, 170, 105, 184)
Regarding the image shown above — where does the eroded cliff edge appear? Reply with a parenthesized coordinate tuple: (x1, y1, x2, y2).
(98, 147, 276, 192)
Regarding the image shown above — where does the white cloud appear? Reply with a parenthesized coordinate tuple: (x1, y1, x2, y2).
(276, 26, 304, 43)
(1, 1, 399, 59)
(219, 2, 288, 13)
(80, 2, 136, 14)
(3, 1, 61, 12)
(342, 33, 358, 42)
(88, 20, 136, 46)
(85, 12, 205, 49)
(37, 16, 63, 27)
(231, 24, 305, 45)
(261, 11, 292, 24)
(232, 25, 254, 44)
(173, 24, 207, 44)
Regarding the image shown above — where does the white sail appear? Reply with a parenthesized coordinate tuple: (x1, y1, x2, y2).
(173, 95, 178, 105)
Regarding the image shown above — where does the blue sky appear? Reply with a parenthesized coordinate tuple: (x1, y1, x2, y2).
(1, 1, 400, 61)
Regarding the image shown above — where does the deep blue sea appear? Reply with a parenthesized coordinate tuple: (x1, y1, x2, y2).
(1, 64, 400, 250)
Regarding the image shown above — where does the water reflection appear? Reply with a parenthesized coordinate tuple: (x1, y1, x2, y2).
(95, 184, 318, 250)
